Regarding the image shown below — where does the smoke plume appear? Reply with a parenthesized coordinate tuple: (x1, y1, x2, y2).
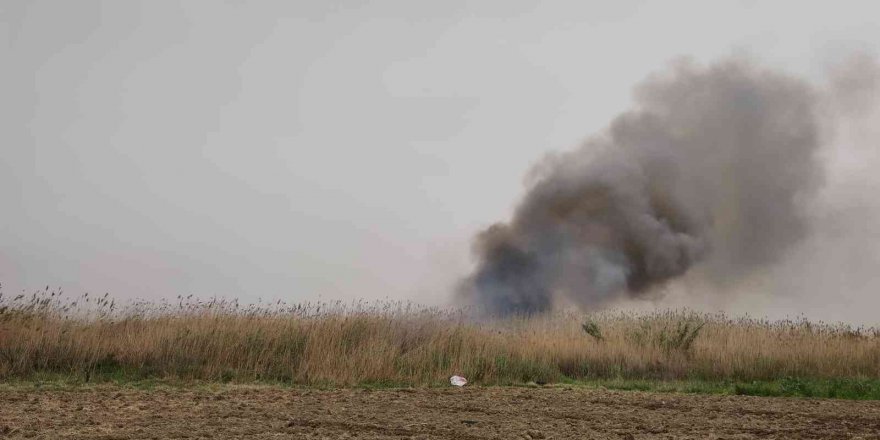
(459, 59, 826, 315)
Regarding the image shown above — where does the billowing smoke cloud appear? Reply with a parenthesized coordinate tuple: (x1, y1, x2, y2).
(459, 59, 825, 315)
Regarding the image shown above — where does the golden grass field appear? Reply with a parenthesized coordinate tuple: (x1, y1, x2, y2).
(2, 287, 878, 390)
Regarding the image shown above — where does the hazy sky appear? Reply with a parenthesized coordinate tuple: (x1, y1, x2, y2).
(2, 1, 879, 318)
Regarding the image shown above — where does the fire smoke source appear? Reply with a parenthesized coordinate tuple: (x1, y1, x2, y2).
(459, 59, 824, 315)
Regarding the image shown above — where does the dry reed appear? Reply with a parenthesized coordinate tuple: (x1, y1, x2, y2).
(1, 287, 878, 385)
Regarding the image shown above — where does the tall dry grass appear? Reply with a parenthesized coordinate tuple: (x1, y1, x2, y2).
(1, 288, 878, 385)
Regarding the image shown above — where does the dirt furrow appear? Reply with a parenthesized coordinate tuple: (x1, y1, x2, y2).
(1, 386, 878, 439)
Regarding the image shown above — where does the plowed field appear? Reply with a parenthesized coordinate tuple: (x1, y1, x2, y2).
(1, 386, 878, 439)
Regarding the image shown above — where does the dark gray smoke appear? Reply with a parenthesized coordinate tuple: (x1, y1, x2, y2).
(459, 59, 824, 315)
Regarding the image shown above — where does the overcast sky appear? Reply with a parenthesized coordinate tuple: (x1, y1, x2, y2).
(2, 1, 879, 319)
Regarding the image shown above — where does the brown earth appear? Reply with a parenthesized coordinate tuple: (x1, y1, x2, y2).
(1, 386, 879, 439)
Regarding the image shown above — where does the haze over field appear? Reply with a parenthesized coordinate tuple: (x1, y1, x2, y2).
(2, 1, 880, 323)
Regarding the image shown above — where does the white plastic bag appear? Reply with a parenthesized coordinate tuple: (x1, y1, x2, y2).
(449, 375, 467, 386)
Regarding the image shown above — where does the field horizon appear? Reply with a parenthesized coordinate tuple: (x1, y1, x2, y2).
(2, 288, 879, 400)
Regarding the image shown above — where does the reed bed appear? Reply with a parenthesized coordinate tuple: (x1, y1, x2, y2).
(1, 287, 878, 386)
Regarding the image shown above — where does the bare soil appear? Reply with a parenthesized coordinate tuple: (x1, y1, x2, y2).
(1, 386, 879, 439)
